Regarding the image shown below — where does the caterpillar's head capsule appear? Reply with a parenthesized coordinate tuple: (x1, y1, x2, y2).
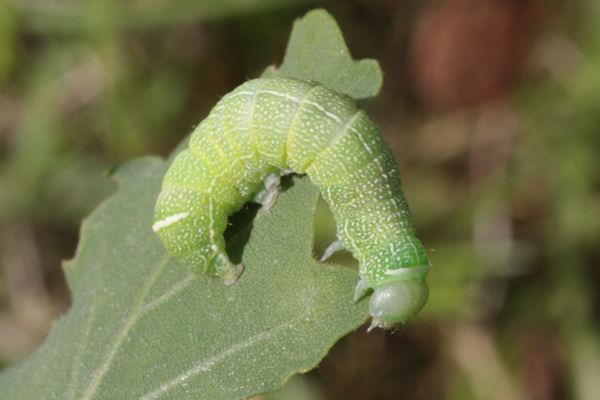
(368, 279, 429, 331)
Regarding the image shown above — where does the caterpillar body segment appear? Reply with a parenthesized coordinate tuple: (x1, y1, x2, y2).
(153, 76, 431, 329)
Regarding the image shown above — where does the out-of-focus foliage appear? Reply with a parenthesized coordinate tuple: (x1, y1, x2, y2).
(14, 0, 325, 31)
(1, 0, 599, 399)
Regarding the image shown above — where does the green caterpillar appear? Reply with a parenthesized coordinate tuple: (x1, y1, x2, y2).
(153, 76, 430, 330)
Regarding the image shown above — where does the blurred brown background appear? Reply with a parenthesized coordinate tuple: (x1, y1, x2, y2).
(1, 0, 599, 399)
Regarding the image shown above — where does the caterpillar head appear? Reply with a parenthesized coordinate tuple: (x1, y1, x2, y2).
(368, 279, 429, 331)
(363, 237, 430, 331)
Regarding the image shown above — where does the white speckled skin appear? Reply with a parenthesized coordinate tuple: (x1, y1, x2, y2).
(153, 77, 430, 327)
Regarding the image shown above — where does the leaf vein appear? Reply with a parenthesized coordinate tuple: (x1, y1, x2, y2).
(140, 273, 196, 315)
(139, 312, 310, 400)
(81, 255, 169, 400)
(67, 211, 109, 399)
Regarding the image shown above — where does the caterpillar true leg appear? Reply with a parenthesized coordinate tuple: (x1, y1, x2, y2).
(253, 173, 281, 211)
(353, 279, 371, 302)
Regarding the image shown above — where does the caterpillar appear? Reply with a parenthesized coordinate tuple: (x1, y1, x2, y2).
(153, 76, 430, 330)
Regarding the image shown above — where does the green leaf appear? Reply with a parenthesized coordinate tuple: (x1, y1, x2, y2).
(0, 157, 368, 400)
(270, 8, 383, 107)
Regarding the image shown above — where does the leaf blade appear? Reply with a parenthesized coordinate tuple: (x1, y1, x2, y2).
(275, 8, 383, 106)
(0, 157, 368, 400)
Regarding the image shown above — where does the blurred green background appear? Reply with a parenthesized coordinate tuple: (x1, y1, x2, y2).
(0, 0, 598, 399)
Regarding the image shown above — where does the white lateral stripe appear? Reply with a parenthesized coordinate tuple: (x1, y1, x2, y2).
(250, 89, 343, 124)
(304, 100, 343, 123)
(385, 265, 430, 277)
(152, 212, 190, 232)
(259, 90, 302, 103)
(352, 127, 373, 155)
